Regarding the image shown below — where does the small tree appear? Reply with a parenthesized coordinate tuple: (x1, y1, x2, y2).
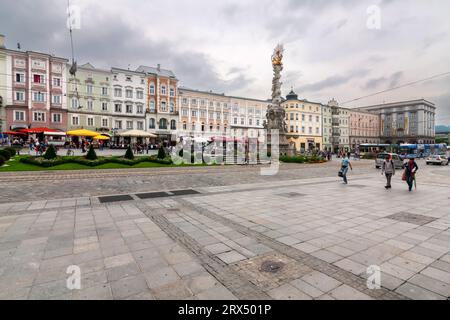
(157, 145, 166, 159)
(124, 145, 134, 160)
(43, 144, 57, 160)
(0, 156, 5, 167)
(86, 144, 98, 160)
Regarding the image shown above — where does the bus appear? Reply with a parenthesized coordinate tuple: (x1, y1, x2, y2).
(399, 144, 448, 159)
(358, 144, 399, 159)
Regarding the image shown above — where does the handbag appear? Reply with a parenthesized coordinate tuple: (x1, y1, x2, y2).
(402, 171, 407, 181)
(338, 169, 343, 177)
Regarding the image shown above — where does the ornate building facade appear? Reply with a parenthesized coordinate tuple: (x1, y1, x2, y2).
(136, 65, 178, 143)
(282, 89, 323, 152)
(67, 63, 112, 134)
(357, 99, 436, 144)
(349, 109, 380, 149)
(110, 67, 146, 143)
(0, 35, 68, 132)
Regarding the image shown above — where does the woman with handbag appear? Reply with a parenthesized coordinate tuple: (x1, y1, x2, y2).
(403, 156, 418, 192)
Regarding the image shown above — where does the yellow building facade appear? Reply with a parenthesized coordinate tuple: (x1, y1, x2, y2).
(282, 89, 323, 153)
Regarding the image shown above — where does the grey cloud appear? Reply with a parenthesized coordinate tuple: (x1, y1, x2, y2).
(0, 0, 255, 94)
(364, 71, 403, 90)
(299, 69, 371, 92)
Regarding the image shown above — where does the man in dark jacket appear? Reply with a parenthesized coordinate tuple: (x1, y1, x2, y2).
(403, 157, 418, 192)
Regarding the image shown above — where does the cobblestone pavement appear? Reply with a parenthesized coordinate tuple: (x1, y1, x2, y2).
(0, 160, 449, 300)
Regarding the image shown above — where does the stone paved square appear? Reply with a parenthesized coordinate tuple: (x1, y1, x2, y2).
(1, 161, 450, 300)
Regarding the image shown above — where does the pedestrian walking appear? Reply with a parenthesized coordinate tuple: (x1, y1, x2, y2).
(339, 155, 353, 184)
(381, 154, 395, 189)
(403, 156, 418, 192)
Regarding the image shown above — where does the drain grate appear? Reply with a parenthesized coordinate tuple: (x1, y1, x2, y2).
(386, 212, 437, 226)
(135, 192, 171, 199)
(98, 195, 133, 203)
(260, 261, 284, 273)
(277, 192, 306, 198)
(170, 189, 201, 196)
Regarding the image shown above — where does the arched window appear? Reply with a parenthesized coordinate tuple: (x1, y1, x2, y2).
(159, 118, 168, 130)
(149, 118, 155, 129)
(170, 102, 174, 113)
(149, 100, 155, 111)
(201, 123, 205, 132)
(161, 85, 166, 95)
(170, 120, 176, 130)
(149, 84, 155, 95)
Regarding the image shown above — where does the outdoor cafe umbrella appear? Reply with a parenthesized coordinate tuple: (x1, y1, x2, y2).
(66, 129, 100, 137)
(93, 135, 110, 140)
(118, 130, 156, 138)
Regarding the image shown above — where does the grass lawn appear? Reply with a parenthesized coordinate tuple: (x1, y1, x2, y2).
(0, 156, 216, 172)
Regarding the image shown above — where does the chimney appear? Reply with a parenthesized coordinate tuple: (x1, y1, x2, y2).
(0, 34, 5, 49)
(157, 64, 161, 72)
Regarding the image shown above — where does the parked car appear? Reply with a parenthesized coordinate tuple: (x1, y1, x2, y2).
(375, 153, 404, 169)
(425, 155, 449, 166)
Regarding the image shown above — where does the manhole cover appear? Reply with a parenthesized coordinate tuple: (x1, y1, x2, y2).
(386, 212, 437, 226)
(260, 261, 285, 273)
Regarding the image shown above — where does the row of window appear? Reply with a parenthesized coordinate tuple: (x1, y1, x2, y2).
(14, 111, 62, 123)
(288, 114, 320, 122)
(182, 109, 229, 120)
(14, 91, 62, 104)
(289, 126, 320, 134)
(113, 88, 145, 99)
(15, 73, 62, 87)
(285, 104, 320, 112)
(148, 119, 176, 130)
(181, 122, 227, 132)
(181, 98, 229, 109)
(233, 117, 261, 126)
(148, 84, 175, 97)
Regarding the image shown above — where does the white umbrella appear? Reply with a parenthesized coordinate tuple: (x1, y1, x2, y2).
(118, 130, 157, 138)
(193, 137, 208, 143)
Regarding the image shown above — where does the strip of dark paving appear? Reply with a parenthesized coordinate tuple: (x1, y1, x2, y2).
(170, 189, 201, 196)
(135, 192, 171, 199)
(135, 202, 271, 300)
(98, 195, 133, 203)
(174, 198, 408, 300)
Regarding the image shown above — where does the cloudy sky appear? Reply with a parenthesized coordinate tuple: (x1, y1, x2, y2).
(1, 0, 450, 124)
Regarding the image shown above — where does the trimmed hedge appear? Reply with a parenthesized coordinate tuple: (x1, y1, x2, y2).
(2, 147, 17, 157)
(157, 146, 166, 159)
(43, 145, 57, 160)
(86, 144, 98, 160)
(0, 156, 5, 166)
(280, 155, 326, 164)
(0, 149, 11, 161)
(124, 146, 134, 160)
(20, 155, 173, 168)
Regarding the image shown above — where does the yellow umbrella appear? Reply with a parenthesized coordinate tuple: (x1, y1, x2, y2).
(93, 135, 110, 140)
(66, 129, 100, 137)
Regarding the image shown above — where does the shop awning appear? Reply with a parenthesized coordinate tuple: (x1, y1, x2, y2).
(44, 131, 66, 136)
(66, 129, 101, 137)
(118, 130, 157, 138)
(19, 127, 58, 134)
(2, 131, 27, 136)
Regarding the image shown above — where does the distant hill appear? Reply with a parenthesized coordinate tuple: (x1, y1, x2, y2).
(436, 125, 450, 133)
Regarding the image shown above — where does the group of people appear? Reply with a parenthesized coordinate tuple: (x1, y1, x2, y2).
(29, 138, 48, 156)
(339, 154, 418, 192)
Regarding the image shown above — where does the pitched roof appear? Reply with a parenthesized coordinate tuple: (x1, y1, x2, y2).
(135, 65, 176, 78)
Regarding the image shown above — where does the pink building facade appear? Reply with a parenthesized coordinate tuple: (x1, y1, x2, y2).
(349, 109, 380, 149)
(2, 47, 68, 131)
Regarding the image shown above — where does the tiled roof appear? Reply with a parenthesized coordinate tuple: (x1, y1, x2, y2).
(136, 65, 176, 78)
